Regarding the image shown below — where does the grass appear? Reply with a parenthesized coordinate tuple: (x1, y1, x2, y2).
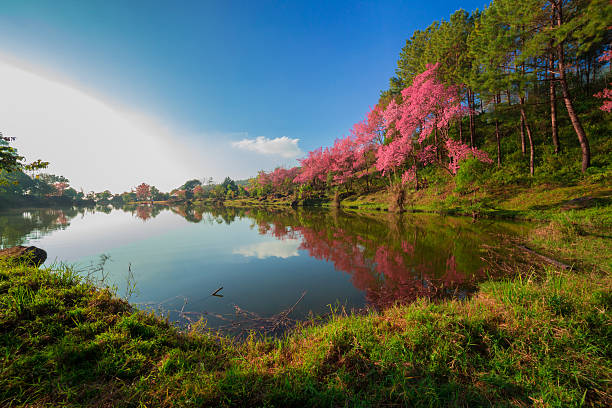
(220, 176, 612, 233)
(219, 197, 296, 208)
(526, 214, 612, 274)
(330, 177, 612, 228)
(1, 251, 610, 406)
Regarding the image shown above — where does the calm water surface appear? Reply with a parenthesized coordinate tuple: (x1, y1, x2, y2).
(0, 205, 531, 334)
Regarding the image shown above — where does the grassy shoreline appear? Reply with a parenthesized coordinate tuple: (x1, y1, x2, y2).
(219, 178, 611, 229)
(1, 212, 611, 406)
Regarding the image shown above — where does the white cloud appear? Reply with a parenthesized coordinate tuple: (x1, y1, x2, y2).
(231, 136, 302, 158)
(233, 239, 300, 259)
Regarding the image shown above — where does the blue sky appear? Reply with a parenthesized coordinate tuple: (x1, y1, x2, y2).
(0, 0, 488, 191)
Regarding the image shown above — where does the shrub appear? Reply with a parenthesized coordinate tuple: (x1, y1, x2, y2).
(454, 157, 488, 193)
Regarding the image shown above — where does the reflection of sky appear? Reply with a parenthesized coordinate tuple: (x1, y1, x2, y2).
(20, 208, 364, 325)
(26, 209, 189, 263)
(6, 207, 533, 330)
(233, 239, 301, 259)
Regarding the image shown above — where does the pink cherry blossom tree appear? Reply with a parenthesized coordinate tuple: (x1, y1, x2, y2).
(255, 167, 300, 196)
(193, 185, 204, 198)
(294, 104, 386, 192)
(328, 136, 359, 188)
(269, 166, 300, 194)
(293, 147, 333, 187)
(377, 63, 490, 188)
(595, 51, 612, 112)
(51, 182, 69, 197)
(135, 183, 151, 201)
(348, 104, 386, 190)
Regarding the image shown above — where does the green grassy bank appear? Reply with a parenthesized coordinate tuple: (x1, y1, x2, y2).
(1, 228, 610, 407)
(220, 173, 612, 225)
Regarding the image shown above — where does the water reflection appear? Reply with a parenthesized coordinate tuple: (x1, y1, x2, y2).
(0, 206, 86, 248)
(1, 204, 530, 313)
(121, 203, 165, 221)
(191, 205, 527, 309)
(241, 208, 503, 309)
(233, 239, 301, 259)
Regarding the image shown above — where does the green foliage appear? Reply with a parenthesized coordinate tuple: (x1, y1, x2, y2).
(36, 173, 69, 184)
(454, 157, 488, 193)
(0, 170, 82, 209)
(179, 179, 202, 191)
(546, 293, 574, 316)
(297, 183, 312, 200)
(221, 177, 238, 192)
(0, 135, 48, 174)
(149, 185, 167, 201)
(0, 138, 25, 174)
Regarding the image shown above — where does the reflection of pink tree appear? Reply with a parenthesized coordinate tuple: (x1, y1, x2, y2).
(171, 206, 187, 219)
(401, 240, 414, 255)
(192, 210, 203, 222)
(55, 210, 68, 225)
(254, 217, 474, 309)
(443, 255, 462, 284)
(135, 205, 152, 221)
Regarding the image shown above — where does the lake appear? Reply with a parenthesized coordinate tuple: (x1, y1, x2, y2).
(0, 204, 531, 336)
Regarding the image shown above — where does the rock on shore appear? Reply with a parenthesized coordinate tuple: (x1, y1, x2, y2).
(0, 246, 47, 266)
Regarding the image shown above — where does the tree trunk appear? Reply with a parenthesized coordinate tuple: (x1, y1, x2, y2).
(434, 125, 437, 159)
(458, 119, 463, 143)
(495, 94, 502, 167)
(549, 52, 560, 154)
(585, 56, 591, 94)
(554, 1, 590, 172)
(520, 97, 535, 177)
(389, 183, 405, 213)
(333, 190, 341, 208)
(413, 157, 419, 191)
(468, 89, 475, 147)
(495, 119, 501, 167)
(520, 114, 526, 155)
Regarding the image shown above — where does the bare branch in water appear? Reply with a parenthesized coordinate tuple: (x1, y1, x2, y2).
(159, 290, 309, 339)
